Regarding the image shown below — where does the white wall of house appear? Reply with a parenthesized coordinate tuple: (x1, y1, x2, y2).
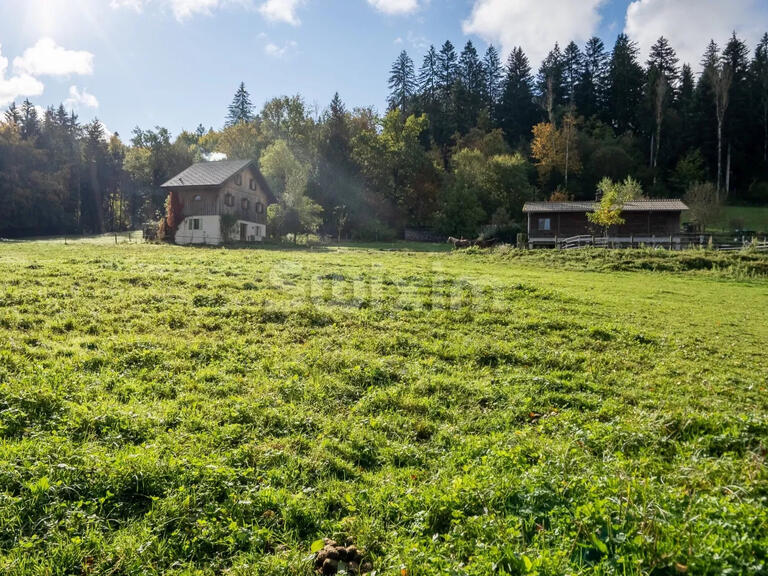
(175, 216, 266, 246)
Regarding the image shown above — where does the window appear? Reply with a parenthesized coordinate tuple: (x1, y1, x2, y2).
(224, 193, 235, 207)
(538, 218, 551, 231)
(249, 178, 257, 191)
(255, 202, 264, 215)
(193, 195, 202, 201)
(190, 218, 200, 230)
(234, 174, 242, 186)
(241, 198, 250, 211)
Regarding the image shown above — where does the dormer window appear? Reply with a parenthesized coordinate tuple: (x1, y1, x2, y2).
(234, 174, 243, 186)
(224, 193, 235, 207)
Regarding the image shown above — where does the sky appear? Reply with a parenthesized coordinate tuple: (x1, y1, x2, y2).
(0, 0, 767, 139)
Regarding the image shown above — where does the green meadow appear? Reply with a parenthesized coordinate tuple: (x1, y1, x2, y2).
(0, 241, 767, 575)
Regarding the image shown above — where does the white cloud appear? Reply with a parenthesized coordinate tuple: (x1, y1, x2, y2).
(204, 151, 228, 161)
(0, 45, 44, 107)
(110, 0, 249, 21)
(367, 0, 419, 15)
(463, 0, 606, 66)
(258, 0, 303, 25)
(168, 0, 222, 20)
(264, 40, 298, 57)
(625, 0, 768, 68)
(64, 86, 99, 110)
(13, 38, 94, 77)
(109, 0, 146, 11)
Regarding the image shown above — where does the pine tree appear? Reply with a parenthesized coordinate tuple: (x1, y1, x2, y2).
(324, 92, 350, 165)
(752, 34, 768, 166)
(388, 50, 416, 113)
(498, 47, 539, 145)
(563, 41, 584, 106)
(647, 36, 680, 86)
(437, 41, 459, 94)
(646, 37, 680, 173)
(722, 33, 751, 194)
(4, 102, 21, 126)
(457, 41, 484, 131)
(226, 82, 255, 127)
(607, 34, 644, 133)
(418, 45, 439, 102)
(677, 64, 697, 152)
(576, 37, 609, 119)
(20, 99, 40, 141)
(459, 41, 484, 95)
(537, 44, 565, 123)
(483, 45, 503, 114)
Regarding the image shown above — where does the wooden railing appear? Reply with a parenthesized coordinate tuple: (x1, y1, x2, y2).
(529, 234, 768, 252)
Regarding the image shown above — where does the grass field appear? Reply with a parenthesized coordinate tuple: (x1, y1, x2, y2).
(706, 206, 768, 233)
(0, 242, 767, 575)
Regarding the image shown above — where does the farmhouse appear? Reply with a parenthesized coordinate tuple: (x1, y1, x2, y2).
(161, 160, 275, 246)
(523, 199, 689, 248)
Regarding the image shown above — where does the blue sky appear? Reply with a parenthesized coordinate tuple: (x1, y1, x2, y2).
(1, 0, 767, 139)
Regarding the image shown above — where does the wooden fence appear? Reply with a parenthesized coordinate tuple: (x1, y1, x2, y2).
(530, 234, 768, 252)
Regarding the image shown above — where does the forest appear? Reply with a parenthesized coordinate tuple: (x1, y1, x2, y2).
(1, 32, 768, 240)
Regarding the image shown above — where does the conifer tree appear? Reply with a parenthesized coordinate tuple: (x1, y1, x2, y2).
(457, 41, 484, 131)
(607, 34, 644, 132)
(563, 41, 584, 105)
(388, 50, 416, 113)
(4, 102, 21, 125)
(722, 33, 751, 193)
(483, 45, 503, 115)
(20, 99, 40, 141)
(577, 37, 609, 120)
(752, 34, 768, 165)
(226, 82, 254, 127)
(498, 47, 538, 145)
(437, 41, 459, 94)
(647, 37, 680, 172)
(537, 44, 565, 123)
(418, 46, 439, 103)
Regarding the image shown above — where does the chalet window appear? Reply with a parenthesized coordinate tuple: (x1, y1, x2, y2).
(255, 202, 264, 215)
(224, 193, 235, 207)
(249, 179, 257, 191)
(234, 174, 243, 186)
(538, 218, 551, 231)
(241, 198, 250, 211)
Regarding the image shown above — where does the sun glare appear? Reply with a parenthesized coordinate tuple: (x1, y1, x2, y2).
(24, 0, 94, 36)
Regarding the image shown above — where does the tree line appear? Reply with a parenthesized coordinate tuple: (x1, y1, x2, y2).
(1, 31, 767, 240)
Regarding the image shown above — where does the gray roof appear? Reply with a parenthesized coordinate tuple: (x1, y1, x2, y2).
(161, 159, 253, 188)
(523, 199, 689, 213)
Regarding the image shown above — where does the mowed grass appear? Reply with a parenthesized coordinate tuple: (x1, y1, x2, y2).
(0, 242, 767, 575)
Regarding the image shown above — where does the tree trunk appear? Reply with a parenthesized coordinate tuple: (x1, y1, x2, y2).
(764, 103, 767, 164)
(649, 133, 655, 169)
(726, 142, 731, 199)
(564, 115, 571, 188)
(716, 119, 723, 203)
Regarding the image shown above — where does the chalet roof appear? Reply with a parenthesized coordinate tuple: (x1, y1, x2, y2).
(161, 159, 254, 188)
(523, 199, 689, 213)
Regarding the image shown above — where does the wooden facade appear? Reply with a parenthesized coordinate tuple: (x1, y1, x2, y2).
(173, 165, 270, 225)
(523, 200, 689, 248)
(161, 160, 276, 245)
